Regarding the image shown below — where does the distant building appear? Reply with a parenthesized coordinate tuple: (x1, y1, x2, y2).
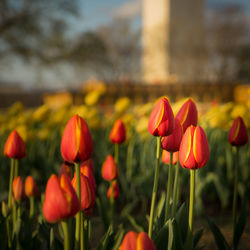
(142, 0, 206, 84)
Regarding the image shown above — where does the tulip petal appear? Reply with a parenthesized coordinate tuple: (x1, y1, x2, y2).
(137, 232, 156, 250)
(119, 231, 138, 250)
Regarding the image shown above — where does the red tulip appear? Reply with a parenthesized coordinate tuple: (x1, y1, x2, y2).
(61, 114, 94, 164)
(148, 97, 174, 137)
(81, 158, 94, 172)
(161, 118, 183, 152)
(80, 164, 96, 191)
(4, 130, 26, 159)
(107, 181, 120, 199)
(110, 120, 126, 144)
(228, 116, 248, 147)
(119, 231, 156, 250)
(102, 155, 119, 181)
(179, 125, 209, 169)
(13, 176, 25, 201)
(43, 174, 80, 223)
(162, 150, 178, 165)
(176, 99, 198, 133)
(25, 176, 39, 197)
(72, 173, 95, 211)
(59, 162, 72, 179)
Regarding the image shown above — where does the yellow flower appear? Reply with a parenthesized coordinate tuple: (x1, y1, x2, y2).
(84, 90, 102, 106)
(32, 105, 50, 122)
(114, 97, 131, 114)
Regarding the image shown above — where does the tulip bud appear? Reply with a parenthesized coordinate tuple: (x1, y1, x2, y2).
(80, 164, 96, 191)
(102, 155, 119, 181)
(72, 173, 95, 211)
(25, 176, 39, 197)
(4, 130, 26, 159)
(13, 176, 25, 201)
(110, 120, 126, 144)
(43, 174, 80, 223)
(119, 231, 156, 250)
(61, 114, 94, 164)
(107, 181, 120, 199)
(176, 99, 198, 133)
(161, 118, 183, 152)
(59, 162, 72, 179)
(179, 125, 209, 169)
(162, 150, 178, 165)
(228, 116, 248, 147)
(81, 158, 94, 172)
(148, 98, 174, 137)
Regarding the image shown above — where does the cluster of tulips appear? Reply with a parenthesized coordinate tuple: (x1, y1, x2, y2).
(1, 96, 248, 250)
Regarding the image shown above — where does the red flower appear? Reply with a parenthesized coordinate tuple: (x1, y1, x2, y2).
(161, 118, 183, 152)
(107, 181, 120, 199)
(25, 176, 39, 197)
(13, 176, 25, 201)
(162, 150, 178, 165)
(176, 99, 198, 133)
(102, 155, 119, 181)
(72, 173, 95, 211)
(119, 231, 155, 250)
(179, 125, 209, 169)
(4, 130, 26, 159)
(110, 120, 126, 144)
(59, 162, 72, 179)
(43, 174, 80, 223)
(61, 114, 94, 164)
(148, 98, 174, 137)
(80, 164, 96, 191)
(228, 116, 248, 147)
(81, 158, 94, 172)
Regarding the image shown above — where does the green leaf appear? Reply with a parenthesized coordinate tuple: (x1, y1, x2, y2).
(97, 226, 113, 250)
(193, 228, 203, 248)
(111, 226, 125, 250)
(175, 203, 188, 243)
(96, 197, 109, 231)
(172, 219, 184, 250)
(125, 212, 145, 232)
(205, 216, 230, 250)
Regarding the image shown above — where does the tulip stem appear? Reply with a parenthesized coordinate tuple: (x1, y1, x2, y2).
(148, 136, 161, 238)
(29, 196, 35, 218)
(8, 158, 15, 209)
(80, 212, 86, 250)
(75, 162, 81, 250)
(186, 169, 195, 250)
(12, 200, 16, 229)
(165, 152, 173, 221)
(14, 159, 19, 178)
(114, 143, 119, 164)
(233, 147, 239, 235)
(6, 217, 11, 248)
(172, 158, 180, 217)
(62, 220, 70, 250)
(110, 181, 115, 231)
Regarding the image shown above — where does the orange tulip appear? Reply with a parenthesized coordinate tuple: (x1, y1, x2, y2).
(43, 174, 80, 223)
(4, 130, 26, 159)
(80, 164, 96, 191)
(119, 231, 155, 250)
(107, 181, 120, 199)
(81, 158, 94, 172)
(72, 173, 95, 211)
(162, 150, 178, 165)
(59, 162, 72, 179)
(25, 176, 39, 197)
(228, 116, 248, 147)
(179, 125, 209, 169)
(110, 120, 126, 144)
(13, 176, 25, 201)
(161, 118, 183, 152)
(61, 114, 94, 164)
(148, 97, 174, 137)
(176, 99, 198, 133)
(102, 155, 119, 181)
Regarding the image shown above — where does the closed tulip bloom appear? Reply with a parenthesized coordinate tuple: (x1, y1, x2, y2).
(228, 116, 248, 147)
(110, 120, 126, 144)
(72, 173, 95, 211)
(4, 130, 26, 159)
(25, 176, 39, 197)
(81, 158, 94, 173)
(176, 99, 198, 133)
(179, 125, 209, 169)
(107, 181, 120, 199)
(161, 118, 183, 152)
(59, 162, 72, 179)
(13, 176, 25, 201)
(43, 174, 80, 223)
(102, 155, 119, 181)
(61, 114, 94, 164)
(148, 97, 174, 137)
(162, 150, 178, 165)
(119, 231, 155, 250)
(80, 164, 96, 190)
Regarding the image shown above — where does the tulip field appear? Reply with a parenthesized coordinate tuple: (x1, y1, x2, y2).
(0, 90, 249, 250)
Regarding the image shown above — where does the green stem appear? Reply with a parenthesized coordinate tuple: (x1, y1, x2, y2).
(165, 151, 173, 221)
(8, 158, 15, 209)
(6, 217, 11, 248)
(29, 196, 35, 218)
(80, 212, 85, 250)
(12, 200, 16, 229)
(110, 181, 115, 231)
(186, 169, 195, 250)
(172, 157, 180, 217)
(233, 147, 239, 235)
(148, 136, 161, 238)
(114, 143, 119, 164)
(16, 202, 21, 250)
(74, 163, 81, 250)
(14, 159, 18, 178)
(62, 220, 70, 250)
